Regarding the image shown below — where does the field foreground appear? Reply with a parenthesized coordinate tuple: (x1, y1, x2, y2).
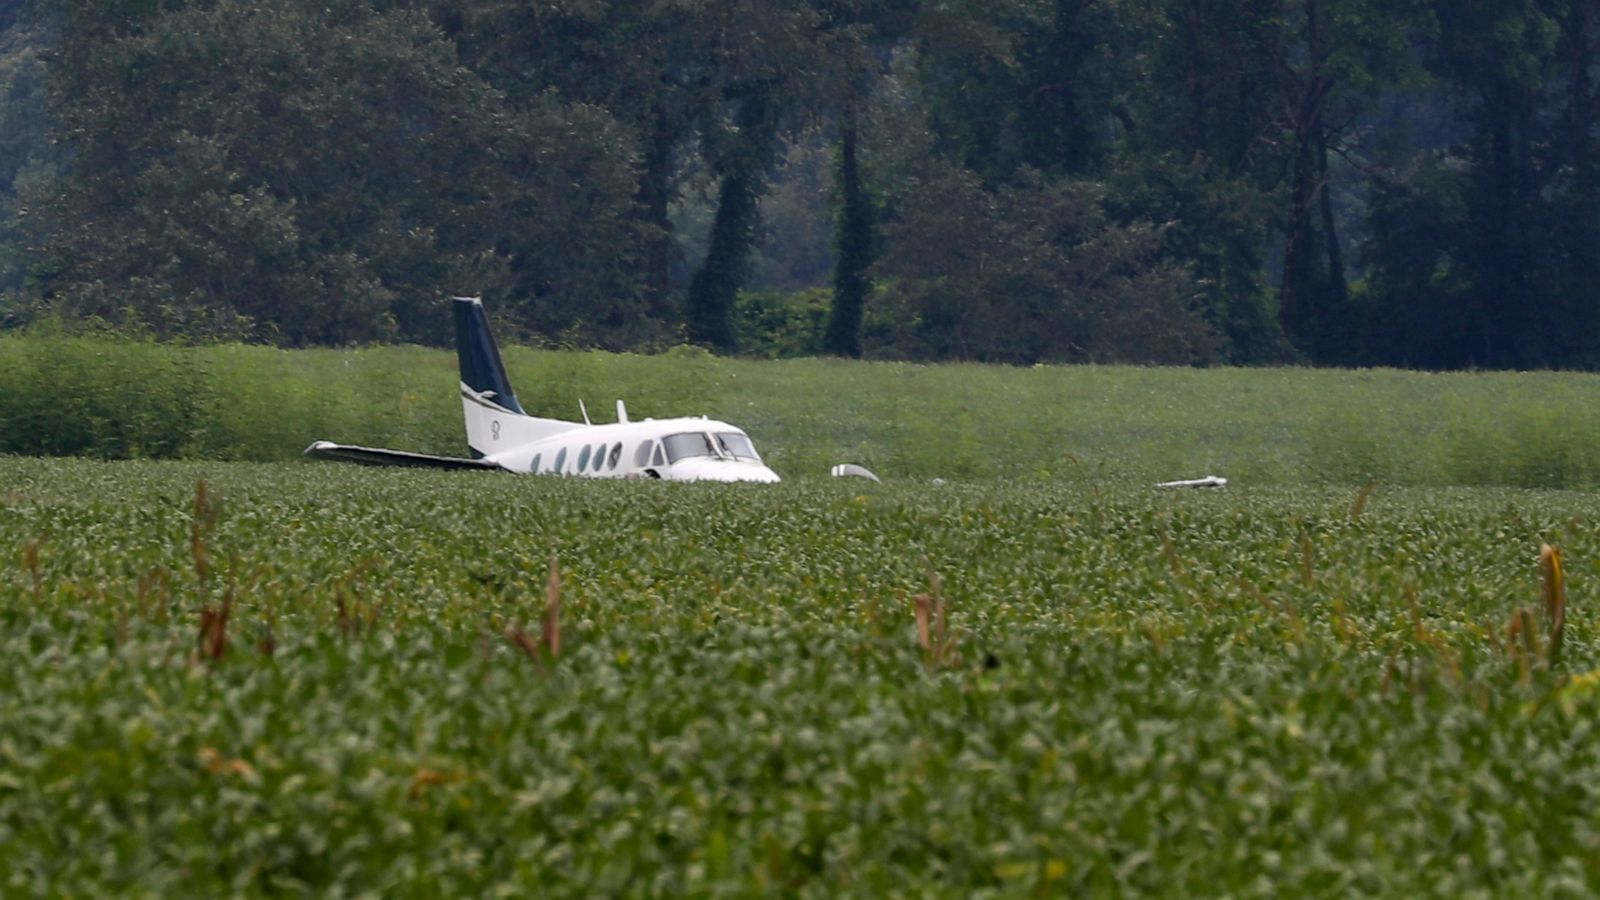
(3, 457, 1599, 895)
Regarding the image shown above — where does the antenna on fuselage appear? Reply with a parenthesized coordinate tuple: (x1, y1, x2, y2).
(616, 400, 629, 424)
(578, 399, 592, 426)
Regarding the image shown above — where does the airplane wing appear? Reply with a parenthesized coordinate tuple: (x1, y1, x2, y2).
(304, 441, 506, 472)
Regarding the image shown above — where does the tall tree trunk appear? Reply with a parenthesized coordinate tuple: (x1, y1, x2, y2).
(1277, 0, 1330, 358)
(685, 169, 759, 352)
(685, 89, 775, 353)
(824, 118, 872, 358)
(1316, 139, 1349, 359)
(1277, 99, 1321, 354)
(1180, 0, 1209, 155)
(638, 106, 677, 323)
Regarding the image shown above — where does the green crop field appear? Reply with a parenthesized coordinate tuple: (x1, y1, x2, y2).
(3, 456, 1599, 896)
(4, 336, 1600, 894)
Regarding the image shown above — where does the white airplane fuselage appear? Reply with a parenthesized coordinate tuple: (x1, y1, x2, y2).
(307, 297, 780, 483)
(474, 405, 779, 483)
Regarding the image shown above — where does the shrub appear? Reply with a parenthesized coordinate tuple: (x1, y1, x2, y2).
(734, 289, 829, 359)
(0, 331, 207, 459)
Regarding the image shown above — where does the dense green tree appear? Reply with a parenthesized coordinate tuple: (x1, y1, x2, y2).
(1104, 153, 1284, 362)
(31, 0, 642, 345)
(873, 0, 1246, 364)
(906, 0, 1106, 181)
(1088, 0, 1442, 365)
(1097, 0, 1294, 362)
(9, 0, 1598, 369)
(0, 7, 45, 311)
(682, 0, 855, 352)
(874, 164, 1220, 364)
(452, 0, 702, 334)
(1270, 0, 1433, 362)
(1363, 0, 1600, 369)
(459, 0, 857, 353)
(897, 0, 1288, 361)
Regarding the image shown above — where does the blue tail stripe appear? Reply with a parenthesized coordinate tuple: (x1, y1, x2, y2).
(453, 297, 526, 415)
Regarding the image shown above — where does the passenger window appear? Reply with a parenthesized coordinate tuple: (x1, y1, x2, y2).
(607, 443, 623, 470)
(531, 453, 541, 473)
(633, 441, 654, 468)
(577, 444, 592, 472)
(592, 444, 606, 472)
(554, 447, 567, 473)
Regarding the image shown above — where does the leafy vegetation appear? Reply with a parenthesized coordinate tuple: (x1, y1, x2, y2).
(2, 457, 1598, 894)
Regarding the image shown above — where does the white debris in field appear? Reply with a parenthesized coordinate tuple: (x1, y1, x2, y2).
(1156, 475, 1227, 489)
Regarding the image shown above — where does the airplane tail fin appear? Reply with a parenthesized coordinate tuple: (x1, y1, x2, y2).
(454, 296, 525, 416)
(452, 296, 577, 458)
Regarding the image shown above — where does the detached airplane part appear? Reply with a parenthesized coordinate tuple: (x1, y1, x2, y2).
(306, 297, 781, 483)
(1156, 475, 1228, 489)
(831, 464, 881, 482)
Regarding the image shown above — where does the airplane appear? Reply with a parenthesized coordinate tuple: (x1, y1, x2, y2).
(305, 296, 781, 483)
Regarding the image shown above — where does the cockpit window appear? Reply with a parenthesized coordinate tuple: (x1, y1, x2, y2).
(663, 432, 718, 464)
(716, 432, 761, 461)
(633, 441, 654, 468)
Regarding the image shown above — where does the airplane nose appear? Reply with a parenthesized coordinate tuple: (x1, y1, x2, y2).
(666, 459, 781, 483)
(714, 463, 780, 484)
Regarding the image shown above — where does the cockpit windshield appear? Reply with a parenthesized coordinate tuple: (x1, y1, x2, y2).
(662, 432, 718, 464)
(661, 431, 764, 464)
(716, 432, 761, 461)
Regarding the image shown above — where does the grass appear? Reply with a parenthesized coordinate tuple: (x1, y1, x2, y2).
(5, 328, 1600, 488)
(3, 457, 1600, 894)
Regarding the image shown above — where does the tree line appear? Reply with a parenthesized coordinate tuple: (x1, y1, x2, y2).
(0, 0, 1597, 369)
